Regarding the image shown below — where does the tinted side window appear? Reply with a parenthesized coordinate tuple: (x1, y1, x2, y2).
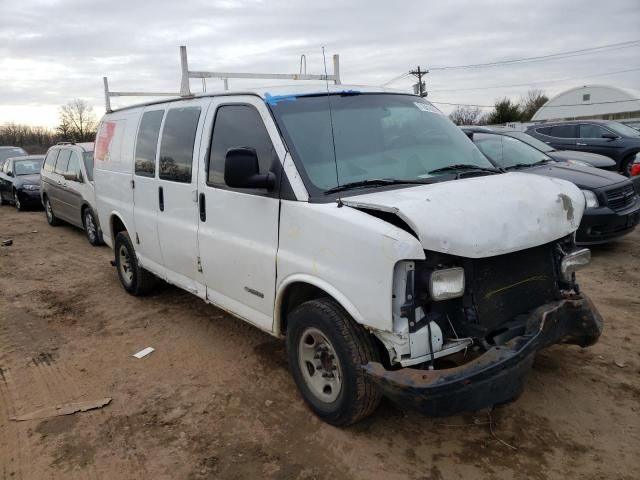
(43, 149, 59, 172)
(579, 124, 610, 139)
(158, 107, 201, 183)
(550, 125, 577, 138)
(535, 126, 552, 136)
(83, 152, 94, 181)
(67, 153, 82, 181)
(208, 105, 276, 186)
(135, 110, 164, 177)
(54, 150, 71, 174)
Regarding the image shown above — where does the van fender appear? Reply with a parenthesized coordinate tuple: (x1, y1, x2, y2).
(274, 273, 365, 336)
(106, 210, 131, 248)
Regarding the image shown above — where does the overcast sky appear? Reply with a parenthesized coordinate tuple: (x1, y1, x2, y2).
(1, 0, 638, 128)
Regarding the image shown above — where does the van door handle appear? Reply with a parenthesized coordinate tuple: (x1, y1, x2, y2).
(199, 193, 206, 222)
(158, 186, 164, 212)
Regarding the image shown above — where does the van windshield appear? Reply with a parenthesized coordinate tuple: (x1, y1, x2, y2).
(268, 93, 492, 196)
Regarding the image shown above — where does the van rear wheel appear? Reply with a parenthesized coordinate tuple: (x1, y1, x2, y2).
(286, 298, 382, 426)
(44, 196, 61, 226)
(114, 231, 156, 295)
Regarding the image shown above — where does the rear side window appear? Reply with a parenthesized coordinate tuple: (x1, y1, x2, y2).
(135, 110, 164, 177)
(535, 126, 552, 136)
(550, 125, 577, 138)
(54, 149, 72, 174)
(43, 149, 59, 172)
(208, 105, 276, 186)
(159, 107, 201, 183)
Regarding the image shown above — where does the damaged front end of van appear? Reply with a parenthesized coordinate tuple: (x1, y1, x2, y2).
(341, 174, 603, 416)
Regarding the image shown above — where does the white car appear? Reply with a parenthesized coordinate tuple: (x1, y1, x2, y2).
(94, 85, 602, 425)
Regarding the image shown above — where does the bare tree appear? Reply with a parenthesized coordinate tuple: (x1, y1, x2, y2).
(449, 106, 483, 125)
(58, 99, 97, 142)
(519, 89, 548, 121)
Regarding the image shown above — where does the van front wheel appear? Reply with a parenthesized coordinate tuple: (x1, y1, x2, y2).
(286, 298, 382, 426)
(114, 231, 156, 295)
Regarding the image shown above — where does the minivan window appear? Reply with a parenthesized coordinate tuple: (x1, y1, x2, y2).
(550, 124, 577, 138)
(67, 153, 82, 181)
(579, 124, 611, 139)
(43, 149, 59, 172)
(474, 133, 552, 169)
(83, 152, 94, 181)
(607, 122, 640, 138)
(135, 110, 164, 177)
(208, 105, 276, 186)
(0, 148, 26, 161)
(54, 149, 72, 174)
(269, 93, 491, 195)
(159, 107, 201, 183)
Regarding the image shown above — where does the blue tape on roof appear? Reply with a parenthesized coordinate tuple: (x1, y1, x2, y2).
(264, 93, 298, 105)
(264, 90, 363, 105)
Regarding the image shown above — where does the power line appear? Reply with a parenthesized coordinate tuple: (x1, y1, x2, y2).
(431, 98, 640, 109)
(409, 66, 428, 96)
(428, 66, 640, 93)
(429, 39, 640, 71)
(381, 72, 410, 86)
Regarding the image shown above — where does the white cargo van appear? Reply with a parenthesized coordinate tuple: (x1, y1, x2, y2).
(94, 83, 603, 425)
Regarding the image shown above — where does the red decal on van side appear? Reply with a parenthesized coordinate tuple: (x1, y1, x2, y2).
(95, 122, 116, 161)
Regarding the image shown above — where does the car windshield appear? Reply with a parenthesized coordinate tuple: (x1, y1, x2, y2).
(0, 148, 27, 161)
(607, 122, 640, 138)
(473, 133, 553, 169)
(268, 93, 492, 195)
(83, 151, 94, 181)
(14, 159, 43, 175)
(504, 131, 554, 152)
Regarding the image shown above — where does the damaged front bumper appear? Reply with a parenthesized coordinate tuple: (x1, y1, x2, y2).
(362, 296, 603, 417)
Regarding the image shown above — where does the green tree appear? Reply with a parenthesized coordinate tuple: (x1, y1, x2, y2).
(486, 98, 522, 124)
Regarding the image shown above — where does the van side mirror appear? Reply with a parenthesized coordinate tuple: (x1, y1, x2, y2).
(602, 133, 617, 141)
(224, 147, 275, 190)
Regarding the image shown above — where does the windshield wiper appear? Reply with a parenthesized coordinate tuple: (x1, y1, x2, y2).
(428, 164, 502, 175)
(506, 159, 552, 170)
(324, 178, 433, 194)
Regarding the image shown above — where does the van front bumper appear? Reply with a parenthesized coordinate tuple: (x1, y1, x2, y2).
(362, 296, 602, 417)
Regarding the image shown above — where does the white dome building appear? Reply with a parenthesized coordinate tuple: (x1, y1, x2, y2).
(532, 85, 640, 124)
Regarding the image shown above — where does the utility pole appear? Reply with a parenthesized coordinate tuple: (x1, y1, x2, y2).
(409, 66, 428, 97)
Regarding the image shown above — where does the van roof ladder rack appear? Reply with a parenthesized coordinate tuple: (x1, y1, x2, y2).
(103, 46, 341, 112)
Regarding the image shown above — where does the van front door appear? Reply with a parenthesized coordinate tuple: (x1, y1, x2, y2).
(156, 100, 209, 294)
(197, 98, 285, 331)
(132, 109, 165, 269)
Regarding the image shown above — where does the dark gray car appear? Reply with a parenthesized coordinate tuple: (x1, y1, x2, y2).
(525, 120, 640, 176)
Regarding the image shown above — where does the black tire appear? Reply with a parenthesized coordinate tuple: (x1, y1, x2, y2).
(621, 154, 636, 177)
(0, 195, 7, 205)
(114, 231, 156, 296)
(82, 207, 103, 246)
(13, 190, 23, 211)
(43, 196, 61, 226)
(286, 298, 382, 426)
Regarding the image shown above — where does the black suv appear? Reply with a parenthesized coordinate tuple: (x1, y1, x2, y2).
(526, 120, 640, 176)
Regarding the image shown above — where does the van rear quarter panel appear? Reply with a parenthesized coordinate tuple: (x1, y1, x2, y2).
(94, 110, 142, 246)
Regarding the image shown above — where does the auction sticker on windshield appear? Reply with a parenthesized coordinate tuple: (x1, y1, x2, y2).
(414, 102, 442, 114)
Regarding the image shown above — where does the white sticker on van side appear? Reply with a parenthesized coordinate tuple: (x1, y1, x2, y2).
(414, 102, 442, 114)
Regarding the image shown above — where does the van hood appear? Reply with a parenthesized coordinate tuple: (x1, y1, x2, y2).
(341, 172, 585, 258)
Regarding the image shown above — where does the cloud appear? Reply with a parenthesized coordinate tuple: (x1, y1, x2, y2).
(0, 0, 638, 126)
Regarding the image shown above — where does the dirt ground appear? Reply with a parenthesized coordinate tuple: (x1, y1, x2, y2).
(0, 206, 638, 480)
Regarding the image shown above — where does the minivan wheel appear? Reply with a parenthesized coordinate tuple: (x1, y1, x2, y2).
(83, 208, 103, 246)
(286, 298, 382, 426)
(114, 231, 157, 296)
(13, 191, 22, 211)
(44, 196, 61, 226)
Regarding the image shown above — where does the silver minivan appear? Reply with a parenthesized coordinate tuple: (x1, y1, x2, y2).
(41, 142, 103, 245)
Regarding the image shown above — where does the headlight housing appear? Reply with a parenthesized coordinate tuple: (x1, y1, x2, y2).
(429, 267, 465, 301)
(582, 190, 599, 209)
(561, 248, 591, 281)
(22, 184, 40, 191)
